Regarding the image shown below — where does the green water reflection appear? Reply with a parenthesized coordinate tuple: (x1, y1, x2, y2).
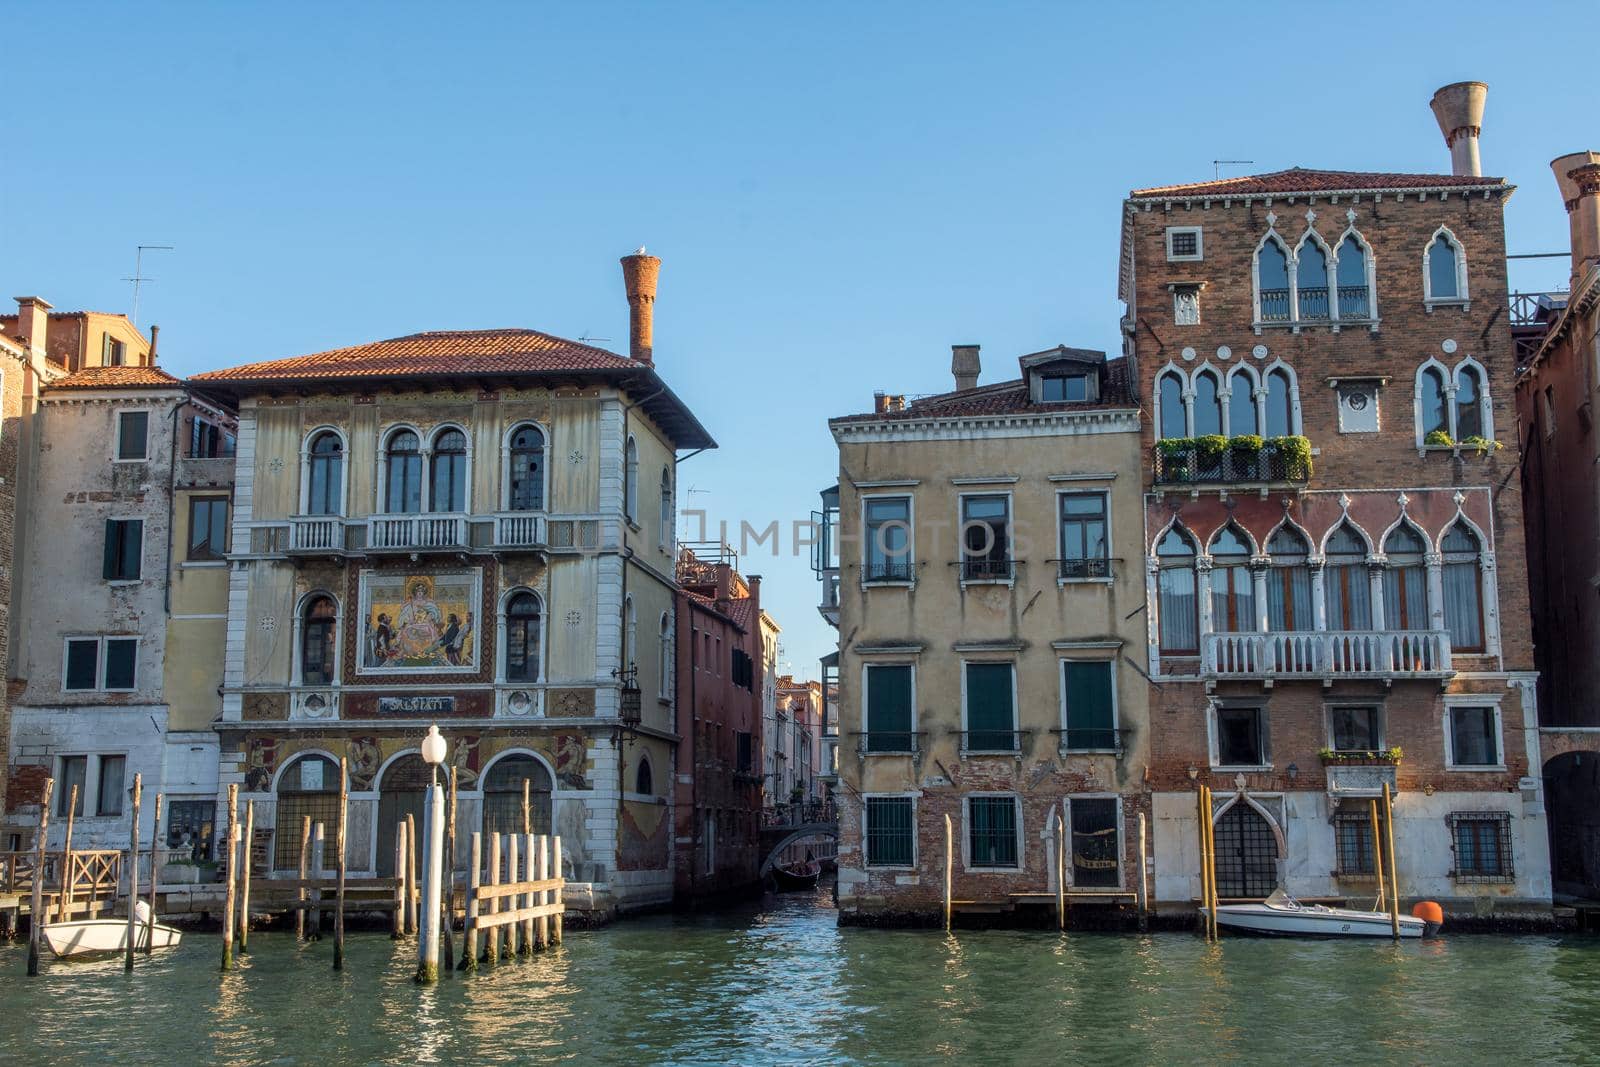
(1, 889, 1597, 1065)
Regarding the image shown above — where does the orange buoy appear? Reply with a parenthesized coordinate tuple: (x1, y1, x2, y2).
(1412, 900, 1445, 934)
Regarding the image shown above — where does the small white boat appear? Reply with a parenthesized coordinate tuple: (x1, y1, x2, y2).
(1206, 889, 1432, 939)
(43, 902, 183, 958)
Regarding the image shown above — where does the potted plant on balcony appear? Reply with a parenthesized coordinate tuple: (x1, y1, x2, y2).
(1318, 746, 1403, 766)
(1195, 434, 1228, 479)
(1228, 434, 1263, 480)
(1267, 435, 1313, 481)
(1459, 435, 1502, 456)
(1157, 437, 1194, 482)
(1424, 429, 1454, 449)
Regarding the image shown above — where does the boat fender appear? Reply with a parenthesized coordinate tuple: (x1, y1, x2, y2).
(134, 900, 152, 925)
(1411, 900, 1444, 936)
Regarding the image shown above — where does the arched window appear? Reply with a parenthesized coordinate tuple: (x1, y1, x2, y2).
(1441, 521, 1485, 652)
(1324, 523, 1372, 630)
(504, 592, 542, 683)
(1192, 369, 1222, 437)
(300, 595, 338, 685)
(1209, 525, 1255, 633)
(659, 468, 673, 549)
(1426, 231, 1463, 301)
(635, 757, 653, 797)
(384, 430, 423, 513)
(1296, 238, 1331, 321)
(305, 432, 343, 516)
(1336, 234, 1371, 319)
(1256, 238, 1291, 322)
(1157, 527, 1199, 656)
(1228, 368, 1259, 437)
(658, 612, 672, 699)
(1158, 371, 1186, 439)
(273, 754, 339, 872)
(1419, 366, 1449, 439)
(624, 436, 639, 522)
(508, 425, 545, 511)
(1266, 527, 1312, 631)
(1265, 368, 1294, 438)
(624, 594, 637, 677)
(1383, 525, 1428, 631)
(1455, 365, 1484, 440)
(482, 755, 552, 836)
(430, 428, 467, 513)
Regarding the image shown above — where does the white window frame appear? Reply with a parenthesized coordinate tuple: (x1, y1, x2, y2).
(1056, 488, 1114, 586)
(1332, 223, 1380, 327)
(113, 408, 151, 463)
(104, 515, 145, 583)
(1262, 360, 1304, 437)
(494, 587, 546, 686)
(62, 635, 140, 693)
(861, 661, 917, 757)
(956, 490, 1014, 587)
(623, 435, 639, 525)
(1442, 696, 1506, 771)
(659, 467, 673, 552)
(500, 421, 551, 512)
(299, 426, 350, 517)
(1251, 227, 1294, 331)
(1324, 701, 1386, 752)
(1062, 794, 1125, 890)
(1165, 225, 1203, 262)
(962, 791, 1023, 873)
(658, 611, 672, 700)
(292, 591, 343, 687)
(861, 791, 919, 870)
(860, 492, 916, 589)
(377, 423, 425, 514)
(959, 659, 1019, 755)
(1058, 656, 1121, 753)
(426, 422, 473, 514)
(1422, 225, 1470, 309)
(1292, 227, 1336, 326)
(1413, 356, 1494, 449)
(1208, 701, 1271, 771)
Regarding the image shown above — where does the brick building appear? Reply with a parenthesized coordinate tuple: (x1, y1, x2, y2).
(672, 544, 764, 898)
(1515, 149, 1600, 899)
(1127, 83, 1548, 915)
(189, 253, 714, 918)
(773, 675, 824, 807)
(825, 345, 1148, 922)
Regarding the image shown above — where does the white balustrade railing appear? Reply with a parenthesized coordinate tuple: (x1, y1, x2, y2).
(1202, 629, 1452, 680)
(289, 516, 346, 552)
(494, 512, 546, 548)
(366, 514, 468, 551)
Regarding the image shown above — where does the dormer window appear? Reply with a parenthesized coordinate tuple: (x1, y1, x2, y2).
(1040, 373, 1091, 403)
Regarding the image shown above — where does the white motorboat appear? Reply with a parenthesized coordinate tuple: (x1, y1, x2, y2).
(43, 901, 183, 958)
(1206, 889, 1433, 939)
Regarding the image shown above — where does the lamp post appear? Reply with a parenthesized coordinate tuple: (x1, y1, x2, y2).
(416, 724, 448, 983)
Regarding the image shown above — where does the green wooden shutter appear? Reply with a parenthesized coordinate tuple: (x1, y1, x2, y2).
(124, 520, 143, 579)
(1064, 661, 1115, 748)
(103, 520, 118, 579)
(866, 665, 912, 752)
(965, 663, 1015, 750)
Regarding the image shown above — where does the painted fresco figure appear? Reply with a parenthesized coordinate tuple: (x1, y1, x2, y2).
(396, 582, 445, 661)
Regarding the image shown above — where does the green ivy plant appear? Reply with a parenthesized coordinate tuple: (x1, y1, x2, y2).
(1459, 434, 1503, 456)
(1194, 434, 1229, 464)
(1229, 434, 1264, 455)
(1317, 746, 1404, 764)
(1425, 429, 1454, 448)
(1267, 434, 1313, 479)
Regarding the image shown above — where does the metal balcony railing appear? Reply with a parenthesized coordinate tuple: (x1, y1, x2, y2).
(1152, 441, 1311, 487)
(852, 730, 924, 756)
(1259, 288, 1291, 322)
(1058, 557, 1112, 580)
(960, 557, 1015, 582)
(1297, 286, 1330, 320)
(863, 559, 915, 584)
(1054, 726, 1132, 753)
(1202, 629, 1453, 681)
(1337, 285, 1371, 319)
(954, 729, 1030, 754)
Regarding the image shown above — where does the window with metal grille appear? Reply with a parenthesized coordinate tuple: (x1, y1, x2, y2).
(1333, 807, 1385, 876)
(482, 756, 554, 837)
(1213, 804, 1279, 898)
(273, 755, 339, 872)
(968, 795, 1018, 868)
(166, 799, 215, 862)
(1166, 226, 1202, 261)
(865, 796, 914, 867)
(1069, 798, 1120, 887)
(1449, 812, 1513, 882)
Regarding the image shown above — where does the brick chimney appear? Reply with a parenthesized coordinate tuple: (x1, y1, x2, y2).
(148, 324, 160, 365)
(13, 295, 50, 355)
(1553, 151, 1600, 287)
(951, 344, 981, 391)
(620, 248, 660, 365)
(1430, 81, 1487, 178)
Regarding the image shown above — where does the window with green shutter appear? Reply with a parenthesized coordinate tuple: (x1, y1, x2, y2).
(865, 664, 913, 753)
(865, 796, 915, 866)
(968, 795, 1018, 868)
(964, 662, 1016, 751)
(103, 520, 143, 581)
(1063, 660, 1117, 750)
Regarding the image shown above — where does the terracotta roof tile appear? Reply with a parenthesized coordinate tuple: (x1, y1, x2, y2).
(49, 365, 182, 390)
(1129, 167, 1507, 199)
(832, 362, 1135, 425)
(193, 328, 636, 382)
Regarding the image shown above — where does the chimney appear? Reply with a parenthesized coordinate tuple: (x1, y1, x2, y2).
(619, 248, 660, 365)
(148, 324, 160, 364)
(13, 295, 51, 355)
(951, 344, 981, 391)
(1553, 151, 1600, 287)
(1430, 81, 1488, 178)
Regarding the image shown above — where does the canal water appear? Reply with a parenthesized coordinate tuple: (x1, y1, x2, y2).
(1, 888, 1598, 1065)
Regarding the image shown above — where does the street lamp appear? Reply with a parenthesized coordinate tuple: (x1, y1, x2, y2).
(416, 724, 448, 983)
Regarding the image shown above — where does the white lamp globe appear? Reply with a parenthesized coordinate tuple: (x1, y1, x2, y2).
(420, 723, 448, 766)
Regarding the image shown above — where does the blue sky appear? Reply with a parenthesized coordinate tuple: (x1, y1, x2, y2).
(6, 1, 1597, 675)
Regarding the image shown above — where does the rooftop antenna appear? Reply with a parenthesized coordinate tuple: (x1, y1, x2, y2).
(577, 332, 612, 343)
(1213, 159, 1255, 179)
(122, 244, 174, 327)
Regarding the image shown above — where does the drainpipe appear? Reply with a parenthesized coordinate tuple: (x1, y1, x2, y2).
(163, 401, 181, 615)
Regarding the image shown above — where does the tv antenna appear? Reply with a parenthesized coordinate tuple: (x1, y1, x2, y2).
(122, 244, 174, 327)
(1213, 159, 1255, 179)
(578, 331, 612, 344)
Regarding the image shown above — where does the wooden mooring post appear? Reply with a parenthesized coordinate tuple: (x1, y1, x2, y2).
(1382, 782, 1401, 941)
(124, 774, 141, 973)
(506, 834, 522, 957)
(459, 832, 565, 965)
(1205, 786, 1219, 941)
(461, 831, 481, 971)
(942, 813, 953, 933)
(405, 812, 418, 937)
(58, 785, 77, 924)
(535, 834, 549, 949)
(221, 783, 238, 970)
(296, 816, 311, 941)
(392, 819, 408, 940)
(334, 758, 348, 971)
(27, 778, 55, 976)
(551, 836, 563, 945)
(311, 822, 326, 938)
(485, 831, 501, 965)
(1368, 798, 1387, 913)
(1137, 810, 1150, 933)
(238, 800, 254, 953)
(1054, 811, 1066, 932)
(146, 794, 163, 953)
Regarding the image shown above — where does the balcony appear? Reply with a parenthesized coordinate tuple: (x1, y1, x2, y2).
(852, 730, 926, 757)
(954, 729, 1031, 756)
(1152, 436, 1312, 490)
(1201, 629, 1452, 685)
(1326, 763, 1399, 798)
(174, 455, 235, 489)
(817, 567, 840, 626)
(289, 516, 347, 553)
(366, 514, 468, 551)
(1053, 726, 1132, 755)
(959, 557, 1015, 583)
(492, 512, 545, 550)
